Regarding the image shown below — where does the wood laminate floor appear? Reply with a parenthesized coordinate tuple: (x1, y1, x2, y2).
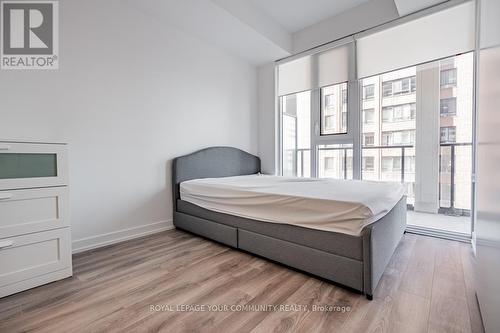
(0, 230, 484, 333)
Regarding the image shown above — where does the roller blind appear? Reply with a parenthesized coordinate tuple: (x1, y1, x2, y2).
(357, 1, 475, 78)
(278, 43, 351, 96)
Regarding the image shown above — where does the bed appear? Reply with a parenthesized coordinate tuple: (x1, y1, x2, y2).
(172, 147, 407, 300)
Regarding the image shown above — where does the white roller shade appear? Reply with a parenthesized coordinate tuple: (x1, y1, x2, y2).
(357, 1, 475, 78)
(278, 43, 351, 96)
(277, 56, 314, 97)
(317, 45, 350, 88)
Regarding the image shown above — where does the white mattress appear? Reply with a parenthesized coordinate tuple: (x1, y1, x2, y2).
(180, 175, 405, 236)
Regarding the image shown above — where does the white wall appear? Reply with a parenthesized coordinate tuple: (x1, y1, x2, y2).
(257, 64, 277, 174)
(0, 0, 258, 251)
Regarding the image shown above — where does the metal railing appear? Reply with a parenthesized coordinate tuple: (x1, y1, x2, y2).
(439, 142, 472, 214)
(362, 144, 413, 183)
(286, 142, 472, 214)
(317, 146, 350, 180)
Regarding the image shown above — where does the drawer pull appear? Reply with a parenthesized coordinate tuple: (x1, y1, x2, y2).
(0, 193, 12, 200)
(0, 240, 15, 249)
(0, 145, 10, 150)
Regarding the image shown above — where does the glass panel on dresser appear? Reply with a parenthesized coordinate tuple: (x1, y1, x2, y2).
(0, 153, 57, 179)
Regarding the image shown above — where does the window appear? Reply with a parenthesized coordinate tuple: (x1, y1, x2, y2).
(281, 91, 311, 177)
(325, 94, 335, 108)
(342, 89, 348, 104)
(324, 157, 334, 170)
(382, 77, 415, 97)
(440, 126, 456, 143)
(363, 84, 374, 100)
(382, 103, 416, 122)
(363, 133, 375, 146)
(440, 98, 457, 117)
(393, 105, 403, 120)
(321, 83, 348, 135)
(363, 156, 375, 171)
(382, 82, 392, 97)
(393, 157, 402, 170)
(381, 157, 403, 172)
(363, 108, 375, 123)
(441, 68, 457, 87)
(381, 130, 415, 146)
(325, 115, 335, 129)
(404, 156, 415, 172)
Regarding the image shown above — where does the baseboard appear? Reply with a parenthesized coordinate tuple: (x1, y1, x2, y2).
(406, 224, 471, 243)
(72, 220, 174, 254)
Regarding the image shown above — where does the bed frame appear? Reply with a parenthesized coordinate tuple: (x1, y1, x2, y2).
(172, 147, 407, 300)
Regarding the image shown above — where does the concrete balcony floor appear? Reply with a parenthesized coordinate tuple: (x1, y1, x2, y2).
(407, 210, 471, 234)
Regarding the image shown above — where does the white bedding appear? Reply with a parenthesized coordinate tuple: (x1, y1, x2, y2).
(180, 174, 405, 236)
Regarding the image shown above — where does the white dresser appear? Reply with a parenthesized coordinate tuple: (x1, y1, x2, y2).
(0, 141, 72, 298)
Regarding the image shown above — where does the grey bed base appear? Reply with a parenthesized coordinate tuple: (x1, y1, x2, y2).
(172, 147, 407, 299)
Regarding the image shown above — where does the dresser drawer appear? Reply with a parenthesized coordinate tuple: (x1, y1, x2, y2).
(0, 142, 68, 190)
(0, 228, 72, 292)
(0, 187, 69, 238)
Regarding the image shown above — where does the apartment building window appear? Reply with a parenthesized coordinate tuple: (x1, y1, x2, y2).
(440, 97, 457, 117)
(382, 82, 392, 97)
(382, 130, 415, 146)
(382, 103, 416, 122)
(342, 89, 348, 104)
(364, 133, 375, 146)
(325, 94, 335, 108)
(382, 77, 416, 97)
(363, 84, 374, 100)
(325, 115, 335, 129)
(404, 156, 416, 173)
(363, 156, 375, 171)
(440, 126, 456, 143)
(381, 156, 402, 171)
(363, 108, 375, 123)
(441, 68, 457, 87)
(341, 111, 347, 130)
(324, 157, 334, 170)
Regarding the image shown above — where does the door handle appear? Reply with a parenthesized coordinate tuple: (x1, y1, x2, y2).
(0, 145, 11, 150)
(0, 240, 15, 249)
(0, 193, 12, 200)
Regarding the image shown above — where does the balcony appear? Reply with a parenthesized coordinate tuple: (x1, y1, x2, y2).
(285, 142, 472, 236)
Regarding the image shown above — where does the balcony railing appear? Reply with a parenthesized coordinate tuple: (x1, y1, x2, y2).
(438, 142, 472, 214)
(362, 144, 413, 183)
(285, 142, 472, 214)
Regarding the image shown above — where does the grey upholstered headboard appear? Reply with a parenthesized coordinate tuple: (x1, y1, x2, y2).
(172, 146, 261, 210)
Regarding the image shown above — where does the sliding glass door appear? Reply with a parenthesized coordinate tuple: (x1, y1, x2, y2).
(360, 53, 474, 235)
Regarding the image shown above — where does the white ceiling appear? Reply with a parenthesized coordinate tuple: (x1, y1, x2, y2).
(126, 0, 388, 65)
(249, 0, 371, 32)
